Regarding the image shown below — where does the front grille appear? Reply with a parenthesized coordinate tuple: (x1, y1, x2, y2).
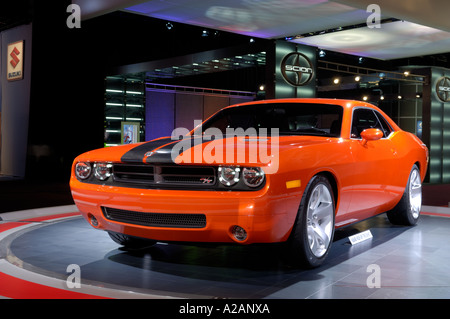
(113, 164, 216, 188)
(102, 207, 207, 228)
(113, 164, 155, 183)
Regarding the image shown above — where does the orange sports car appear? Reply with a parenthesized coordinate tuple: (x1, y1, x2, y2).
(70, 98, 428, 268)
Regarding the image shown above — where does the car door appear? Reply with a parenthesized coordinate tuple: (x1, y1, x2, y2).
(346, 107, 400, 220)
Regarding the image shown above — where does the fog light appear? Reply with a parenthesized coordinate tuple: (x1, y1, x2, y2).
(89, 214, 99, 227)
(231, 225, 247, 241)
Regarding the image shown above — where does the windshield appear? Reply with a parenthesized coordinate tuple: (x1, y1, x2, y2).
(195, 103, 343, 137)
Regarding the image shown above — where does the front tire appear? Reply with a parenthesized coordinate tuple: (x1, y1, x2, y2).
(288, 175, 335, 268)
(387, 164, 422, 226)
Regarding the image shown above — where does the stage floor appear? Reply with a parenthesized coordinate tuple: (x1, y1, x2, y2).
(1, 205, 450, 299)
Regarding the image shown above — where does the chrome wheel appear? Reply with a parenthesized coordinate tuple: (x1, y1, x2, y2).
(387, 164, 422, 226)
(288, 175, 335, 268)
(306, 184, 334, 258)
(409, 168, 422, 219)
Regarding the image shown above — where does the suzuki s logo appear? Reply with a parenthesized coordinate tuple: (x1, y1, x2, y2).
(10, 47, 20, 68)
(200, 177, 213, 184)
(281, 52, 314, 87)
(436, 76, 450, 103)
(7, 41, 24, 81)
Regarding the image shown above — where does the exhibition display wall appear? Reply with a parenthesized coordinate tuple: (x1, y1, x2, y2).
(145, 85, 255, 141)
(0, 23, 32, 178)
(421, 67, 450, 183)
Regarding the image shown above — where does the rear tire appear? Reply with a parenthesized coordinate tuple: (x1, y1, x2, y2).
(387, 164, 422, 226)
(287, 175, 335, 268)
(108, 231, 157, 250)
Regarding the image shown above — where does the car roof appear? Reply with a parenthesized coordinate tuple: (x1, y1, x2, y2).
(226, 98, 372, 110)
(221, 98, 401, 132)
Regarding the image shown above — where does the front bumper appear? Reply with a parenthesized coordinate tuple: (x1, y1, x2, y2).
(70, 177, 301, 244)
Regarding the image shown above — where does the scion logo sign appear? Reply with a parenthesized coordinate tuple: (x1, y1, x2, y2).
(7, 41, 24, 81)
(281, 52, 314, 87)
(436, 76, 450, 103)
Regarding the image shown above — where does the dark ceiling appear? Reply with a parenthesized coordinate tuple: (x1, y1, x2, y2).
(0, 0, 33, 32)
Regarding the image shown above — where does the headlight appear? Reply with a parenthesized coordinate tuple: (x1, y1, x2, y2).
(218, 166, 240, 186)
(242, 167, 265, 187)
(94, 162, 112, 181)
(75, 162, 92, 180)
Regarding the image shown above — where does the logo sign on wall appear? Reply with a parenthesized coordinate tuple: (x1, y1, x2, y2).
(280, 52, 314, 87)
(436, 76, 450, 103)
(7, 40, 24, 81)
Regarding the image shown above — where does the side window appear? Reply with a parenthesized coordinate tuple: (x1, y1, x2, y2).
(374, 111, 393, 137)
(351, 108, 387, 139)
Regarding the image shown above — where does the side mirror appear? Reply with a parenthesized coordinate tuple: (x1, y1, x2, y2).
(360, 128, 383, 146)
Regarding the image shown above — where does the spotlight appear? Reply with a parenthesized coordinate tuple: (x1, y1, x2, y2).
(363, 96, 368, 101)
(398, 95, 402, 99)
(249, 38, 255, 43)
(355, 75, 361, 82)
(165, 22, 173, 30)
(259, 85, 265, 91)
(333, 78, 340, 84)
(404, 71, 410, 76)
(358, 57, 364, 64)
(379, 72, 385, 79)
(202, 29, 209, 37)
(380, 95, 385, 100)
(319, 50, 326, 58)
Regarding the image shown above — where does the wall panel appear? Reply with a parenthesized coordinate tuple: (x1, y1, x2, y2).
(145, 90, 175, 141)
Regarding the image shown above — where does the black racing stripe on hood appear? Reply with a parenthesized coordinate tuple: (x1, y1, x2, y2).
(144, 137, 206, 164)
(120, 137, 174, 163)
(120, 136, 208, 164)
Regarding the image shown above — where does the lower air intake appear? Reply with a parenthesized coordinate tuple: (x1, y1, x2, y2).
(102, 207, 206, 228)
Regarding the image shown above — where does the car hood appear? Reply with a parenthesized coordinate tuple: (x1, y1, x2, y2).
(77, 135, 335, 173)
